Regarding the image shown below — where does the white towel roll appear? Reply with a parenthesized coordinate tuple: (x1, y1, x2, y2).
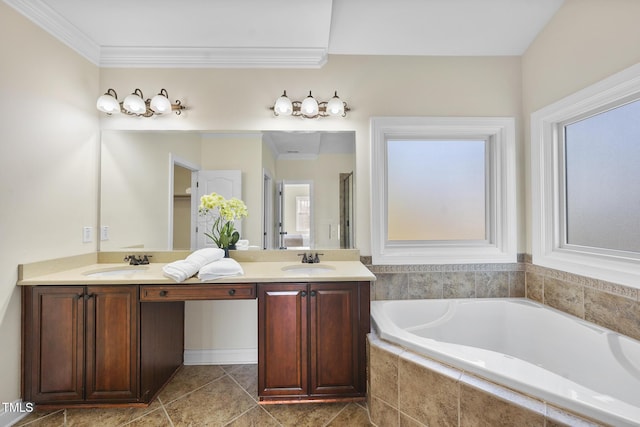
(197, 258, 244, 281)
(162, 248, 225, 282)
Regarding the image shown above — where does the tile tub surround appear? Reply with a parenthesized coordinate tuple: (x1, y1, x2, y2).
(363, 254, 640, 344)
(367, 333, 604, 427)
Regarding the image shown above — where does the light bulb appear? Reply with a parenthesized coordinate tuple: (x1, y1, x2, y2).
(273, 91, 293, 116)
(150, 92, 172, 114)
(301, 91, 319, 117)
(96, 91, 120, 114)
(326, 91, 344, 116)
(123, 91, 146, 114)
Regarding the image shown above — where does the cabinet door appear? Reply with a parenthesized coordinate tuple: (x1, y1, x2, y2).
(309, 282, 361, 396)
(257, 283, 308, 398)
(24, 286, 85, 403)
(85, 285, 139, 401)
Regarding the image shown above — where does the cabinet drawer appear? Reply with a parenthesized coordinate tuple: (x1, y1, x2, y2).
(140, 284, 256, 301)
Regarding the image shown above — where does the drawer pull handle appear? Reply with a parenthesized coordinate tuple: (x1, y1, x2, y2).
(228, 289, 236, 296)
(159, 290, 168, 297)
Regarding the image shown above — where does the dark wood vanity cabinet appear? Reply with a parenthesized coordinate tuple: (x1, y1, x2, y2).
(22, 285, 139, 404)
(257, 281, 370, 403)
(22, 285, 185, 407)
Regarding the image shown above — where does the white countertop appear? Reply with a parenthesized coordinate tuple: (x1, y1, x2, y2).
(17, 260, 376, 285)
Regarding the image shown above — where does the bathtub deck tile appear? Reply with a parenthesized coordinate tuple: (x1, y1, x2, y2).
(459, 373, 546, 417)
(368, 336, 401, 408)
(408, 272, 444, 299)
(584, 287, 640, 341)
(443, 272, 476, 298)
(398, 356, 459, 427)
(459, 382, 545, 427)
(544, 277, 585, 318)
(509, 271, 526, 297)
(526, 271, 544, 303)
(476, 271, 510, 298)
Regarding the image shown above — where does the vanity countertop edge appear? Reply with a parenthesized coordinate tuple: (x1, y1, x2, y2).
(17, 250, 376, 286)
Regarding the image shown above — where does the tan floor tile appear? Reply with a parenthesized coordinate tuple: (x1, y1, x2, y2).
(13, 410, 65, 427)
(65, 407, 145, 427)
(326, 403, 373, 426)
(225, 406, 281, 427)
(158, 364, 226, 404)
(124, 408, 172, 426)
(164, 376, 257, 426)
(263, 402, 346, 427)
(226, 364, 259, 400)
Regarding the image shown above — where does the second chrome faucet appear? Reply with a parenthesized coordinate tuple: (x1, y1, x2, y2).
(298, 253, 323, 264)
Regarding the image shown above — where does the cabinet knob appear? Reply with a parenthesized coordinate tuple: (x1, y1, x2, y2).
(159, 290, 168, 297)
(310, 290, 317, 297)
(228, 289, 236, 296)
(301, 291, 307, 297)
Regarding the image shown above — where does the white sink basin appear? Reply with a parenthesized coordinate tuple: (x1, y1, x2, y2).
(83, 266, 149, 277)
(281, 264, 336, 275)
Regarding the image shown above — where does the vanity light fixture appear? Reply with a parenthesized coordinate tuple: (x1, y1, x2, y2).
(271, 90, 350, 119)
(96, 88, 186, 117)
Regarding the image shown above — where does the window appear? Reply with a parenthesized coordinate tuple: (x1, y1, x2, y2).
(531, 63, 640, 287)
(371, 117, 517, 265)
(296, 196, 310, 232)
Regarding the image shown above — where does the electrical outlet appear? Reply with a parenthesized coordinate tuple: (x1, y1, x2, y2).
(101, 226, 109, 241)
(83, 226, 93, 243)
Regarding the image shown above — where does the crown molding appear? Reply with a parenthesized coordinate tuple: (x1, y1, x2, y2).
(99, 46, 328, 69)
(5, 0, 100, 65)
(5, 0, 328, 69)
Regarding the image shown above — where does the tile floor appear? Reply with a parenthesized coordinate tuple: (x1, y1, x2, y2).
(14, 365, 373, 427)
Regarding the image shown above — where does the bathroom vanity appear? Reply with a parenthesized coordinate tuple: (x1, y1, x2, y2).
(18, 251, 374, 408)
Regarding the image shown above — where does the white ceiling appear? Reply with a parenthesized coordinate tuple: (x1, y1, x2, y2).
(5, 0, 564, 68)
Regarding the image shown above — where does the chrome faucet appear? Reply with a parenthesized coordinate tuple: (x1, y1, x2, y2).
(298, 253, 324, 264)
(124, 255, 152, 265)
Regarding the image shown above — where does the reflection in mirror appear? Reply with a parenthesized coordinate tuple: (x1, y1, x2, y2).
(279, 181, 313, 249)
(99, 130, 355, 251)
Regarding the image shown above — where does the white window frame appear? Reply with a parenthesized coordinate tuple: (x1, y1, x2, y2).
(531, 63, 640, 288)
(371, 116, 517, 265)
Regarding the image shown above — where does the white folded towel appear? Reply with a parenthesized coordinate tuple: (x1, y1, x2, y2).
(162, 248, 225, 282)
(197, 258, 244, 282)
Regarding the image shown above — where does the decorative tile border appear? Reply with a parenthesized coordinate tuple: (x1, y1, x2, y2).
(363, 253, 638, 301)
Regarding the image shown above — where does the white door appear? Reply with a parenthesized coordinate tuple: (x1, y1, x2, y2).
(194, 170, 242, 249)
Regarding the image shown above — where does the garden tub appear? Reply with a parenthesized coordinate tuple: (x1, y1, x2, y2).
(370, 298, 640, 426)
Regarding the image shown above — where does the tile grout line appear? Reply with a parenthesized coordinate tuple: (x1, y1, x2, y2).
(157, 397, 175, 427)
(222, 368, 284, 426)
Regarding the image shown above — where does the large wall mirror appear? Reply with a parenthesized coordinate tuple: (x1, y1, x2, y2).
(99, 130, 356, 251)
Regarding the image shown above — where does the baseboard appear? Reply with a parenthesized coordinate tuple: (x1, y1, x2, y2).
(183, 348, 257, 365)
(0, 399, 34, 427)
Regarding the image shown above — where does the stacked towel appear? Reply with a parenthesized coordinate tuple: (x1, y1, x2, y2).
(162, 248, 225, 282)
(198, 258, 244, 282)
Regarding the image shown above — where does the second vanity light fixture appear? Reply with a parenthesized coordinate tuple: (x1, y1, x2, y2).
(271, 90, 350, 119)
(96, 88, 186, 117)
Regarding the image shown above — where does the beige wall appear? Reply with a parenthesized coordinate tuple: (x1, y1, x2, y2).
(522, 0, 640, 253)
(100, 131, 202, 250)
(0, 3, 100, 404)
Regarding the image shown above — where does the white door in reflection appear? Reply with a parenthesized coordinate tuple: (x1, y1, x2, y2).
(278, 180, 313, 249)
(195, 170, 242, 249)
